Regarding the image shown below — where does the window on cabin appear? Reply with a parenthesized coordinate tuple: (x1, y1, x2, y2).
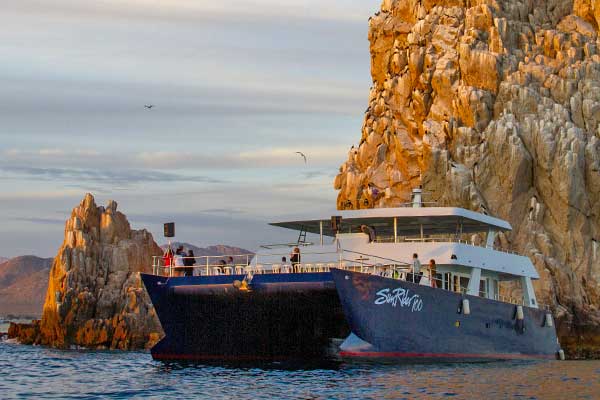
(443, 272, 451, 290)
(479, 279, 488, 298)
(490, 279, 499, 300)
(453, 275, 470, 294)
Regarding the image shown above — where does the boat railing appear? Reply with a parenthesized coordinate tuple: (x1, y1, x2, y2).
(371, 236, 522, 256)
(259, 242, 314, 249)
(391, 273, 535, 307)
(397, 201, 439, 207)
(152, 248, 412, 277)
(151, 251, 544, 309)
(152, 253, 255, 276)
(341, 248, 411, 266)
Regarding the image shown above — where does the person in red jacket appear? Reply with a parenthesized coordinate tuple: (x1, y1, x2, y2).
(163, 246, 174, 274)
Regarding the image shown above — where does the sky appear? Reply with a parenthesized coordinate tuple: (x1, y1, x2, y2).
(0, 0, 377, 257)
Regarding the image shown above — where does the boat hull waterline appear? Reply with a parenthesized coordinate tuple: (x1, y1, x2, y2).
(330, 269, 560, 361)
(141, 272, 349, 361)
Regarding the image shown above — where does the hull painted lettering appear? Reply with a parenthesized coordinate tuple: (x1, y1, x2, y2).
(374, 287, 423, 312)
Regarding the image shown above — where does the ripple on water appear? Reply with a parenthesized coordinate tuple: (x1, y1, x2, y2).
(1, 341, 600, 399)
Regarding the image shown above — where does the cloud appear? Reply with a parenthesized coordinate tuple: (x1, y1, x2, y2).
(0, 165, 224, 187)
(0, 0, 368, 257)
(7, 0, 372, 26)
(1, 145, 349, 172)
(136, 145, 349, 169)
(301, 170, 336, 180)
(11, 217, 66, 225)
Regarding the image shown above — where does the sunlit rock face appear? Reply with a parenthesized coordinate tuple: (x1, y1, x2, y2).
(335, 0, 600, 356)
(37, 194, 163, 349)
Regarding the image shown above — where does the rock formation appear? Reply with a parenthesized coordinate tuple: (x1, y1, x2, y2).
(335, 0, 600, 357)
(11, 194, 163, 349)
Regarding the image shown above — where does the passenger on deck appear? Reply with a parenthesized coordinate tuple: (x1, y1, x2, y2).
(360, 224, 376, 242)
(174, 246, 185, 276)
(226, 256, 235, 268)
(183, 249, 196, 277)
(290, 247, 301, 271)
(429, 259, 437, 288)
(410, 253, 422, 283)
(163, 246, 174, 270)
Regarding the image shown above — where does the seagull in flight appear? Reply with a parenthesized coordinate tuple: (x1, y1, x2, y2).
(295, 151, 307, 164)
(144, 104, 155, 109)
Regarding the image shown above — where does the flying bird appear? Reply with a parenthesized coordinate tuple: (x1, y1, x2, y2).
(295, 152, 307, 164)
(144, 104, 155, 109)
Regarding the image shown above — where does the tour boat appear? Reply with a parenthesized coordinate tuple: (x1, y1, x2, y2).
(141, 188, 562, 361)
(330, 189, 562, 361)
(141, 246, 350, 360)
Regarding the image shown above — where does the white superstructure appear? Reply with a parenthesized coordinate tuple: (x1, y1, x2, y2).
(255, 190, 540, 309)
(153, 190, 541, 309)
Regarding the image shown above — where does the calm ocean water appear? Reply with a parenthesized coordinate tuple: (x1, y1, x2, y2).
(1, 341, 599, 399)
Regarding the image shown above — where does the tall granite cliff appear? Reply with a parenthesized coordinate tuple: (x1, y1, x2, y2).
(335, 0, 600, 355)
(11, 194, 163, 349)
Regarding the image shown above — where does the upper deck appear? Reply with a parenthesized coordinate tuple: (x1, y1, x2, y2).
(270, 206, 511, 238)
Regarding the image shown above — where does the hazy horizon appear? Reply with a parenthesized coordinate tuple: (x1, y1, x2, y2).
(0, 0, 376, 258)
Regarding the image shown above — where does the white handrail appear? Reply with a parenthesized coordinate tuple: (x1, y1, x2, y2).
(151, 249, 539, 308)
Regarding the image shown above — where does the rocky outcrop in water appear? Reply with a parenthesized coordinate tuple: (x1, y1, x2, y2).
(10, 194, 163, 349)
(335, 0, 600, 357)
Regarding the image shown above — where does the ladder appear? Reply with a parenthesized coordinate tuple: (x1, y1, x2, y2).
(297, 226, 307, 245)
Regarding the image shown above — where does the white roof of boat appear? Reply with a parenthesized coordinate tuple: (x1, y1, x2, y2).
(270, 207, 512, 237)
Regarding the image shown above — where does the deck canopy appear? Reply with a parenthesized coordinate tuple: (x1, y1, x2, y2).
(270, 207, 511, 238)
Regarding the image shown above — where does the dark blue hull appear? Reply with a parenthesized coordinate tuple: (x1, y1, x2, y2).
(141, 273, 349, 360)
(330, 269, 561, 360)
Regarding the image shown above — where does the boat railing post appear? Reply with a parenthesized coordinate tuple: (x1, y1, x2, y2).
(320, 220, 324, 246)
(206, 256, 209, 276)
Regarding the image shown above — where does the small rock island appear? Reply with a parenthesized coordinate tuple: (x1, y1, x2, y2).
(10, 194, 163, 349)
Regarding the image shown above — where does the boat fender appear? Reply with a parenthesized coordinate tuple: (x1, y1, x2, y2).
(558, 349, 565, 361)
(461, 299, 470, 315)
(544, 313, 553, 327)
(516, 305, 524, 320)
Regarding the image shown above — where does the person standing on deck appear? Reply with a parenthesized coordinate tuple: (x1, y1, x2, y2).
(226, 256, 235, 268)
(411, 253, 422, 283)
(290, 247, 301, 272)
(183, 249, 196, 277)
(163, 246, 174, 274)
(428, 259, 437, 288)
(174, 246, 185, 276)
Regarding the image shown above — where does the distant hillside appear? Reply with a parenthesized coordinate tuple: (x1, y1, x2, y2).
(0, 257, 8, 264)
(160, 243, 253, 257)
(0, 256, 52, 317)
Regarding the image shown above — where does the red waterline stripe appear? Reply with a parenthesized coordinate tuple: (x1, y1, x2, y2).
(338, 351, 556, 360)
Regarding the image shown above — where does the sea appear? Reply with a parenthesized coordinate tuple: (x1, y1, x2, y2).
(0, 341, 599, 399)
